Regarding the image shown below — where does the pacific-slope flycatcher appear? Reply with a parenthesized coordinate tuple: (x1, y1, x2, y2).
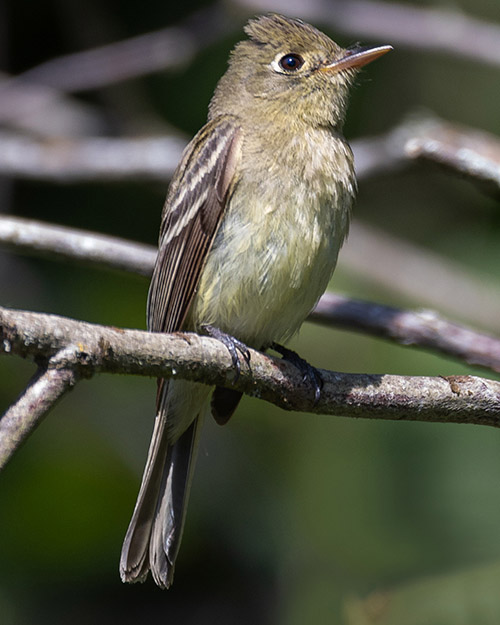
(120, 13, 391, 588)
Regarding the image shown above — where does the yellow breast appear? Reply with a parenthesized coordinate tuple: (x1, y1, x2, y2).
(190, 129, 355, 348)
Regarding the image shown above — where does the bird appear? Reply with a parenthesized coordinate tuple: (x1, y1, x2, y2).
(120, 12, 391, 588)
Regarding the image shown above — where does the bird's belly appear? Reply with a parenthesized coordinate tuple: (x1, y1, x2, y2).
(189, 190, 348, 348)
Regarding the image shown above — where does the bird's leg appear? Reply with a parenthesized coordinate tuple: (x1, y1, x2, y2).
(201, 325, 251, 380)
(271, 343, 323, 405)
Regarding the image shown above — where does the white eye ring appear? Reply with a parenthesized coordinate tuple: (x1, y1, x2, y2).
(271, 52, 305, 74)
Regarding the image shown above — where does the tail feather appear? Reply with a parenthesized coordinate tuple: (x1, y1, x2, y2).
(120, 381, 208, 587)
(119, 406, 170, 583)
(150, 416, 204, 588)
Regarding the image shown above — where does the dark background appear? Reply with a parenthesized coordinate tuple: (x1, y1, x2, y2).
(1, 0, 500, 623)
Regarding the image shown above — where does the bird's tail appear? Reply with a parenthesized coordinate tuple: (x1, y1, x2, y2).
(120, 382, 208, 588)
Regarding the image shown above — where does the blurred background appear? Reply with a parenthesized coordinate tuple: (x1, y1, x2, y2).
(1, 0, 500, 623)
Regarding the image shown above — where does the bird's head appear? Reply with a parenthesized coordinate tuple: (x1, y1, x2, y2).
(210, 13, 391, 129)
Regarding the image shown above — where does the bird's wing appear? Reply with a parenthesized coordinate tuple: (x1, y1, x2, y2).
(120, 116, 242, 587)
(147, 115, 243, 334)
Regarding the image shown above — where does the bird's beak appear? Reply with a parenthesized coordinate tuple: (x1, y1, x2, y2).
(321, 45, 393, 73)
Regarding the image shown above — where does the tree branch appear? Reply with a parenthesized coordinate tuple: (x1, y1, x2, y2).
(2, 214, 500, 372)
(312, 293, 500, 373)
(236, 0, 500, 69)
(342, 221, 500, 333)
(0, 131, 185, 182)
(4, 0, 499, 103)
(353, 115, 500, 193)
(0, 353, 78, 469)
(1, 305, 499, 449)
(5, 6, 231, 95)
(1, 115, 499, 190)
(0, 71, 106, 137)
(0, 214, 156, 276)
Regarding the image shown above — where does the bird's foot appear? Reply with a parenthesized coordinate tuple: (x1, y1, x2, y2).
(271, 343, 323, 405)
(201, 325, 251, 380)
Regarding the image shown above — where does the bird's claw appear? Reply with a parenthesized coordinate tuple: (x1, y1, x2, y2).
(201, 325, 251, 380)
(271, 343, 323, 405)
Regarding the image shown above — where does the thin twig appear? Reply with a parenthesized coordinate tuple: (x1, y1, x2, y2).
(4, 0, 500, 102)
(311, 292, 500, 373)
(1, 115, 499, 192)
(0, 352, 78, 469)
(0, 7, 229, 132)
(0, 7, 228, 134)
(353, 115, 500, 192)
(10, 6, 231, 93)
(0, 131, 185, 182)
(2, 214, 500, 365)
(0, 71, 107, 138)
(341, 221, 500, 333)
(0, 215, 156, 276)
(236, 0, 500, 68)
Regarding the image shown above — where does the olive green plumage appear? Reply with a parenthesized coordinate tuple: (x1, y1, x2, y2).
(120, 13, 390, 589)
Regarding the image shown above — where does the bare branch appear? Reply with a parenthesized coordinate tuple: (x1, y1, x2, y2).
(0, 353, 77, 469)
(1, 115, 499, 193)
(0, 216, 156, 276)
(9, 6, 231, 94)
(0, 7, 230, 132)
(400, 118, 500, 192)
(1, 306, 499, 446)
(312, 293, 500, 373)
(236, 0, 500, 68)
(0, 72, 108, 137)
(2, 215, 500, 368)
(0, 131, 185, 182)
(353, 116, 500, 192)
(341, 221, 500, 333)
(4, 0, 499, 105)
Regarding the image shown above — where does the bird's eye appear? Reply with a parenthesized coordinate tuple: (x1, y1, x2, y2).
(278, 53, 305, 71)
